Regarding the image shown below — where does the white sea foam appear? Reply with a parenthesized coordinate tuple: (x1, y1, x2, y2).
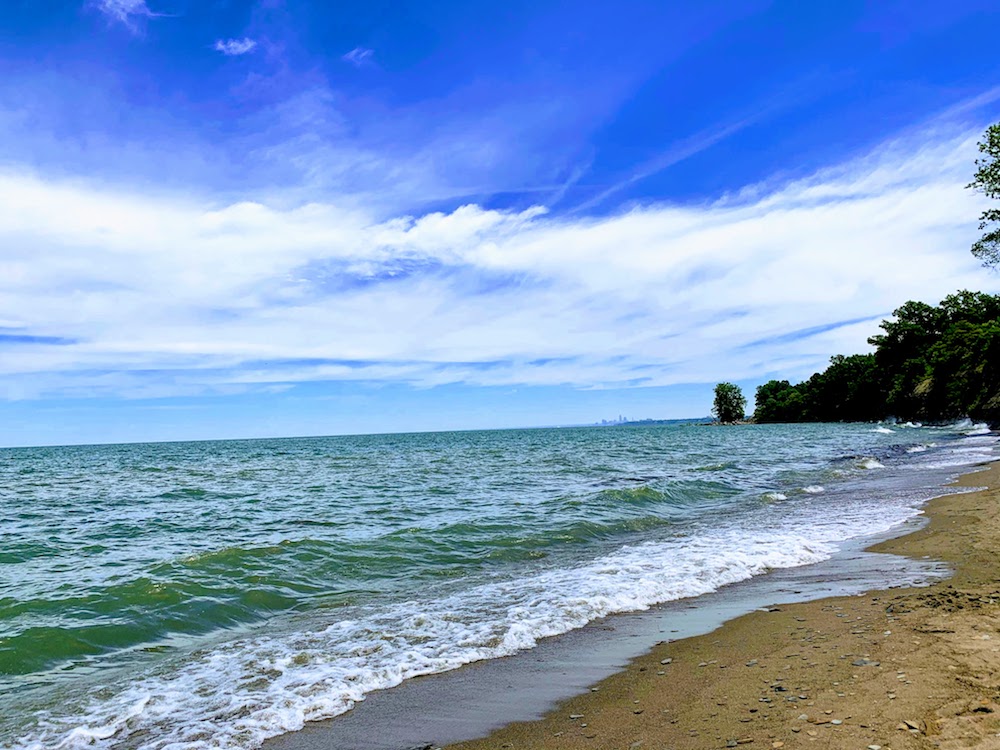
(906, 445, 928, 453)
(763, 492, 788, 501)
(858, 457, 885, 469)
(949, 418, 974, 429)
(912, 442, 997, 469)
(802, 485, 825, 494)
(872, 427, 894, 434)
(941, 418, 991, 435)
(899, 421, 922, 429)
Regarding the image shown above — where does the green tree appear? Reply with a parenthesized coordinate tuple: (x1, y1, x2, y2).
(712, 382, 746, 424)
(867, 291, 1000, 419)
(868, 300, 945, 417)
(805, 354, 885, 422)
(968, 122, 1000, 265)
(754, 380, 805, 423)
(924, 320, 1000, 422)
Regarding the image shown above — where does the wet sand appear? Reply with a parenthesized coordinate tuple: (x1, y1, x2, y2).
(447, 462, 1000, 750)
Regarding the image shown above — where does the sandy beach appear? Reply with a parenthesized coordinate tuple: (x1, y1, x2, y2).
(447, 461, 1000, 750)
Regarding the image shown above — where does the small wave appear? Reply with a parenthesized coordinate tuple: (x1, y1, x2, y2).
(947, 418, 973, 430)
(762, 492, 787, 502)
(594, 485, 670, 505)
(906, 445, 928, 453)
(858, 457, 885, 469)
(871, 427, 894, 434)
(694, 461, 737, 472)
(584, 479, 739, 511)
(0, 541, 62, 564)
(155, 487, 209, 500)
(899, 421, 922, 429)
(941, 418, 990, 434)
(916, 444, 999, 469)
(802, 485, 825, 494)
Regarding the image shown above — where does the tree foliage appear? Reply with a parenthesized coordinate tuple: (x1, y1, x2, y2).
(753, 380, 804, 423)
(754, 355, 884, 423)
(712, 382, 746, 423)
(753, 291, 1000, 425)
(968, 122, 1000, 265)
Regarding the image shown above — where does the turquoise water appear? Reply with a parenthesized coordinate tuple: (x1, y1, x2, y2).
(0, 421, 995, 749)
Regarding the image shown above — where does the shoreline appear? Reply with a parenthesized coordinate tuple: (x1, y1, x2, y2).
(267, 521, 947, 750)
(445, 460, 1000, 750)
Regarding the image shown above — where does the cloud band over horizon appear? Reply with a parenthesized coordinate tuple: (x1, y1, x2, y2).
(1, 117, 997, 404)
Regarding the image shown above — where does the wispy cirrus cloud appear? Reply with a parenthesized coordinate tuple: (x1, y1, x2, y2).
(571, 115, 755, 213)
(213, 38, 257, 56)
(571, 74, 831, 213)
(341, 47, 375, 68)
(0, 117, 997, 401)
(93, 0, 156, 29)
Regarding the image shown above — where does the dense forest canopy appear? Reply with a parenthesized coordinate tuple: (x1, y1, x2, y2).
(754, 291, 1000, 425)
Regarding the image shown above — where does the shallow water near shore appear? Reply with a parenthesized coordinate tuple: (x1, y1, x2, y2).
(267, 525, 952, 750)
(0, 421, 995, 749)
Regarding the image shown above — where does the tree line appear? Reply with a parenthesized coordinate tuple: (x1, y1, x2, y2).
(752, 291, 1000, 424)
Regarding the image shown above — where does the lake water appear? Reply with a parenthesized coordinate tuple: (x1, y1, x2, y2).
(1, 420, 995, 749)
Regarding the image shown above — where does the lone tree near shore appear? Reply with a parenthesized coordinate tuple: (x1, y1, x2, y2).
(712, 382, 746, 424)
(969, 122, 1000, 266)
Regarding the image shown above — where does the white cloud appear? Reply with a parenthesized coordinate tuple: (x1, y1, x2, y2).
(342, 47, 375, 68)
(94, 0, 154, 28)
(213, 38, 257, 56)
(0, 121, 997, 401)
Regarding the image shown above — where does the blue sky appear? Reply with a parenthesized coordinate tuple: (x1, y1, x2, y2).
(1, 0, 1000, 446)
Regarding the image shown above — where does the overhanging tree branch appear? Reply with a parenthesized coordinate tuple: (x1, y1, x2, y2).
(968, 123, 1000, 266)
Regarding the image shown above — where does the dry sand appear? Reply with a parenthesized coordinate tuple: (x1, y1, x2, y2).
(447, 462, 1000, 750)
